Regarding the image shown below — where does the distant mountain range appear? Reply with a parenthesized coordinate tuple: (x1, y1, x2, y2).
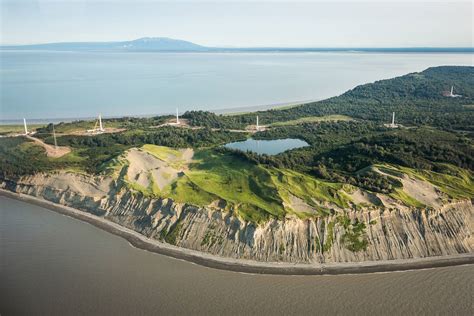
(1, 37, 207, 52)
(1, 37, 473, 53)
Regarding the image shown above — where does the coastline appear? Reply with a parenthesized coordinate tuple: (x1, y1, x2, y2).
(0, 99, 315, 126)
(2, 188, 473, 275)
(214, 99, 317, 116)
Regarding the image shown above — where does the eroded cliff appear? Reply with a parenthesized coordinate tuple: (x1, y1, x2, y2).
(2, 171, 472, 264)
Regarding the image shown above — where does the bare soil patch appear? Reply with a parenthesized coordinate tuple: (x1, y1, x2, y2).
(27, 135, 71, 158)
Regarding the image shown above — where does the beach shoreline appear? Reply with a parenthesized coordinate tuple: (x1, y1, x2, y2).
(0, 99, 316, 126)
(2, 188, 473, 276)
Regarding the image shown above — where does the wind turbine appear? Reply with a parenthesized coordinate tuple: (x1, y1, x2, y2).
(87, 114, 105, 134)
(52, 124, 58, 150)
(99, 114, 104, 132)
(23, 118, 28, 135)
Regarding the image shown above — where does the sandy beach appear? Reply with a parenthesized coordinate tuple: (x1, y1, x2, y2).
(2, 188, 473, 275)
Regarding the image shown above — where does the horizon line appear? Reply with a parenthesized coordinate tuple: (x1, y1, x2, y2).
(1, 37, 473, 50)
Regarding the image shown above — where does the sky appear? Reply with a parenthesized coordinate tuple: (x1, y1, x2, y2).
(1, 0, 473, 47)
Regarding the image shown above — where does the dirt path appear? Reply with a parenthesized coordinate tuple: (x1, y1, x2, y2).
(26, 135, 71, 158)
(150, 117, 257, 133)
(67, 127, 126, 136)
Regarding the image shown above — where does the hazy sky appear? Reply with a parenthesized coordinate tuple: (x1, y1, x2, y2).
(1, 0, 472, 47)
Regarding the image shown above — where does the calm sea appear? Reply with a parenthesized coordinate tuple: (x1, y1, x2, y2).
(1, 196, 473, 315)
(0, 51, 472, 122)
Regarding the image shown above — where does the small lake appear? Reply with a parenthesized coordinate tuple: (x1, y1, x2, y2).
(224, 138, 309, 155)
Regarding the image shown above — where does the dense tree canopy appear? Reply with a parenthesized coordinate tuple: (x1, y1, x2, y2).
(1, 66, 473, 193)
(183, 66, 474, 131)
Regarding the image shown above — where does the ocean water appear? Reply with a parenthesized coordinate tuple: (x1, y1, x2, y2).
(0, 51, 472, 122)
(224, 138, 309, 155)
(1, 195, 473, 315)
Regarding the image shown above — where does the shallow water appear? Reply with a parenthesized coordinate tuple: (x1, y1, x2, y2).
(224, 138, 308, 155)
(1, 51, 472, 121)
(1, 196, 473, 315)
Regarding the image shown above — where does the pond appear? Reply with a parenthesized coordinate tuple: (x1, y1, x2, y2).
(224, 138, 309, 155)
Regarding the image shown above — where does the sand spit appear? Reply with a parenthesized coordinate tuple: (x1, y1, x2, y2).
(2, 189, 473, 275)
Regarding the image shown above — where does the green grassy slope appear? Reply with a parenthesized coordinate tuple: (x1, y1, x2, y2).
(109, 145, 473, 223)
(108, 145, 356, 222)
(1, 67, 473, 225)
(0, 124, 44, 135)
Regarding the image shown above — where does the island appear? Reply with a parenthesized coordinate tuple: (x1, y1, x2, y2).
(1, 66, 473, 274)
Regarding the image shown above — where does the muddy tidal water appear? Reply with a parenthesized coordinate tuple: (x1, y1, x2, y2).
(1, 195, 473, 315)
(2, 51, 473, 121)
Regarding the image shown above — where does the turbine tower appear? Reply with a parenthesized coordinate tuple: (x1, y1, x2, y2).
(176, 108, 179, 124)
(52, 124, 58, 149)
(391, 112, 395, 127)
(450, 86, 454, 97)
(23, 118, 28, 135)
(256, 115, 259, 131)
(99, 114, 104, 132)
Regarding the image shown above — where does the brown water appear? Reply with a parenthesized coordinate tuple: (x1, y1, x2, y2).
(1, 196, 473, 315)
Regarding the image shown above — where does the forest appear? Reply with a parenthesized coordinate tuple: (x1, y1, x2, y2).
(1, 66, 473, 193)
(184, 66, 474, 131)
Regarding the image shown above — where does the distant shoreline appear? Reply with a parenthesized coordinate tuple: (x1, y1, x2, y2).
(2, 188, 473, 276)
(2, 43, 473, 54)
(0, 100, 314, 125)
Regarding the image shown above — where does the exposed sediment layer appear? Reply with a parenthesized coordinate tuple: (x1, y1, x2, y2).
(2, 189, 473, 275)
(1, 172, 473, 269)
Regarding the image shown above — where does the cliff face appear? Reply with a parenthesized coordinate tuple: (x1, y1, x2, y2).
(2, 172, 473, 263)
